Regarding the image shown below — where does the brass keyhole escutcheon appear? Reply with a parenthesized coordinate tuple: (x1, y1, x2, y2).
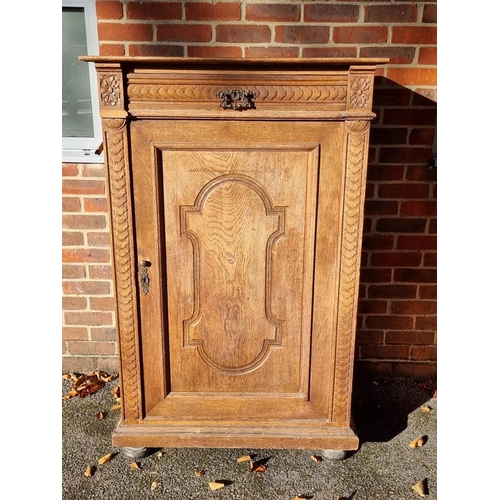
(139, 260, 150, 295)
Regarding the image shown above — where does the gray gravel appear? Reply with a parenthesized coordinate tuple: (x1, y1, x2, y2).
(62, 375, 437, 500)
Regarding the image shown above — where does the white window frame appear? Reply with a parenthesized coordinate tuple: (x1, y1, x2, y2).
(62, 0, 103, 163)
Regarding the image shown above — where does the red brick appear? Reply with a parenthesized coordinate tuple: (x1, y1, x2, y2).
(369, 127, 407, 145)
(62, 179, 105, 195)
(360, 269, 392, 283)
(362, 234, 395, 251)
(359, 345, 410, 359)
(157, 24, 212, 42)
(304, 4, 359, 23)
(409, 128, 435, 146)
(62, 327, 88, 341)
(62, 214, 107, 230)
(186, 2, 240, 21)
(364, 5, 417, 23)
(65, 312, 113, 327)
(394, 268, 436, 283)
(62, 231, 84, 246)
(354, 360, 394, 377)
(386, 330, 435, 345)
(401, 201, 436, 216)
(378, 183, 429, 199)
(411, 345, 437, 361)
(89, 265, 114, 279)
(62, 297, 88, 310)
(418, 47, 437, 65)
(84, 198, 109, 213)
(98, 23, 153, 42)
(97, 358, 119, 373)
(371, 252, 422, 267)
(62, 197, 81, 212)
(302, 47, 357, 58)
(376, 218, 427, 233)
(245, 47, 299, 58)
(419, 285, 437, 300)
(62, 248, 110, 263)
(355, 330, 384, 344)
(333, 26, 388, 44)
(429, 219, 437, 234)
(391, 300, 437, 315)
(67, 340, 116, 355)
(386, 67, 437, 86)
(366, 164, 405, 181)
(379, 147, 431, 165)
(125, 2, 181, 20)
(372, 87, 412, 106)
(423, 253, 437, 267)
(82, 164, 106, 178)
(130, 44, 184, 57)
(422, 5, 438, 23)
(217, 24, 271, 43)
(364, 200, 399, 216)
(187, 46, 242, 58)
(246, 3, 300, 22)
(62, 164, 79, 176)
(368, 284, 417, 299)
(89, 297, 116, 311)
(100, 43, 125, 56)
(275, 25, 330, 44)
(62, 357, 96, 374)
(405, 165, 437, 182)
(415, 316, 437, 330)
(87, 232, 111, 247)
(392, 26, 436, 44)
(363, 45, 413, 64)
(365, 315, 414, 330)
(96, 1, 123, 19)
(358, 300, 388, 314)
(397, 235, 436, 250)
(63, 281, 111, 295)
(62, 265, 86, 279)
(393, 362, 436, 379)
(91, 328, 117, 341)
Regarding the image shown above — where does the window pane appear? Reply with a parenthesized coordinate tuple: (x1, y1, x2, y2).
(62, 7, 94, 138)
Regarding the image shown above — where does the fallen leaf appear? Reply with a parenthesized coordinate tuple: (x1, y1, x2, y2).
(110, 404, 122, 411)
(208, 481, 225, 491)
(412, 478, 429, 496)
(421, 406, 432, 413)
(155, 451, 163, 459)
(250, 461, 266, 473)
(151, 481, 160, 491)
(97, 452, 115, 465)
(310, 455, 323, 463)
(432, 389, 437, 399)
(84, 465, 95, 477)
(96, 412, 106, 420)
(194, 470, 205, 477)
(93, 370, 115, 382)
(112, 386, 121, 399)
(237, 455, 251, 463)
(62, 373, 72, 380)
(409, 435, 428, 448)
(130, 461, 140, 470)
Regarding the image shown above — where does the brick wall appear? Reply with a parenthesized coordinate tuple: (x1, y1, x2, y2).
(62, 0, 437, 378)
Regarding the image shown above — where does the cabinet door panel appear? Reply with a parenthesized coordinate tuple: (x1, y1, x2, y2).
(131, 120, 345, 422)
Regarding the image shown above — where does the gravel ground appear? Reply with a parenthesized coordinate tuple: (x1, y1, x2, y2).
(62, 375, 437, 500)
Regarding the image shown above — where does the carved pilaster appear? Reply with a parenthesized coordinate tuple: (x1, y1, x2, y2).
(333, 120, 371, 425)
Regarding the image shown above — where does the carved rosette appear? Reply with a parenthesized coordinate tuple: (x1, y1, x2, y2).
(347, 69, 374, 112)
(99, 73, 123, 108)
(102, 115, 142, 422)
(333, 121, 370, 425)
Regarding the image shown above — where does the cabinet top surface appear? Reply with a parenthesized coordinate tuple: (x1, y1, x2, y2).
(80, 56, 389, 68)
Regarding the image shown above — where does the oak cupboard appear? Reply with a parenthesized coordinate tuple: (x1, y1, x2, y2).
(81, 57, 387, 458)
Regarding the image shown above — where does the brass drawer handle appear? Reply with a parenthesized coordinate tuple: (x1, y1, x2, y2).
(139, 260, 150, 295)
(216, 89, 256, 111)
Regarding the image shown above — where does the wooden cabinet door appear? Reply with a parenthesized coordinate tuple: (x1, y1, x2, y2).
(131, 119, 346, 426)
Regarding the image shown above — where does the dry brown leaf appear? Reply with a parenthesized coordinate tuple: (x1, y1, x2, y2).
(310, 454, 323, 463)
(421, 406, 432, 413)
(409, 435, 427, 448)
(112, 386, 121, 399)
(96, 412, 106, 420)
(94, 370, 115, 382)
(208, 481, 225, 491)
(412, 479, 429, 496)
(62, 373, 72, 380)
(194, 470, 205, 477)
(237, 455, 251, 463)
(151, 481, 160, 491)
(84, 465, 95, 477)
(130, 461, 140, 470)
(250, 461, 266, 473)
(97, 452, 115, 465)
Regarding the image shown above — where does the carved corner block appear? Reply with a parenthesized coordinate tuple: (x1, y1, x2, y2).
(347, 66, 376, 113)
